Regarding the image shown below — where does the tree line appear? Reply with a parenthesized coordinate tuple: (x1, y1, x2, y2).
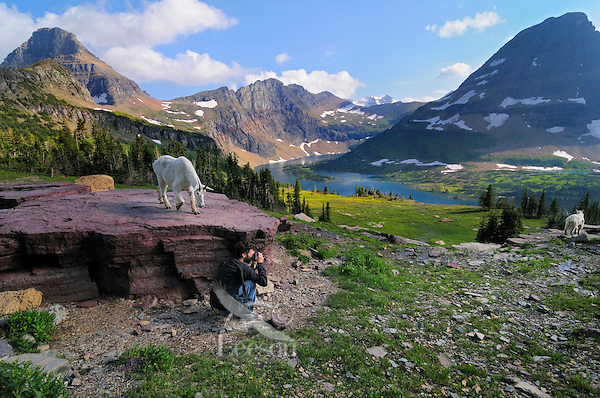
(0, 118, 285, 211)
(477, 184, 598, 243)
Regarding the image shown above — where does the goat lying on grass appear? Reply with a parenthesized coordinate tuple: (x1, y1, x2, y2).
(564, 210, 585, 236)
(152, 155, 212, 214)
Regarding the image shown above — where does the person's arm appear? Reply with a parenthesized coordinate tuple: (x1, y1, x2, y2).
(241, 253, 268, 286)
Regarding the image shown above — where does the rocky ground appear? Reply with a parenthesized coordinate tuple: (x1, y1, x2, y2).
(46, 222, 343, 397)
(6, 223, 600, 397)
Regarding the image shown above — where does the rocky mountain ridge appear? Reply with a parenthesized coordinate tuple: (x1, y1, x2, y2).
(0, 27, 421, 166)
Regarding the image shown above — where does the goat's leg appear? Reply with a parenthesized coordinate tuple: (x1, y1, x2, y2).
(174, 189, 185, 210)
(162, 184, 172, 209)
(189, 190, 199, 214)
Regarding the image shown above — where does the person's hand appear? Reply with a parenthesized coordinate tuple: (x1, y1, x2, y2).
(255, 252, 264, 263)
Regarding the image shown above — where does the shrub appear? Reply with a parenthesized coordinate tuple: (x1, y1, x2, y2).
(0, 360, 70, 398)
(118, 344, 175, 374)
(8, 309, 56, 352)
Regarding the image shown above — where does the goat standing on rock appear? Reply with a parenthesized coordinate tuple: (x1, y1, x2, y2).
(564, 210, 585, 236)
(152, 155, 212, 214)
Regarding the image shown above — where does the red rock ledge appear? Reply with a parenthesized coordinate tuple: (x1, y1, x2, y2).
(0, 182, 280, 303)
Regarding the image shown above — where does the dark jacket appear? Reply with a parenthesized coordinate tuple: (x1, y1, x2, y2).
(210, 258, 267, 310)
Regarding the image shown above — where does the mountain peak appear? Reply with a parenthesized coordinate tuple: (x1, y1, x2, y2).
(354, 95, 397, 107)
(1, 27, 147, 105)
(328, 12, 600, 171)
(2, 27, 87, 68)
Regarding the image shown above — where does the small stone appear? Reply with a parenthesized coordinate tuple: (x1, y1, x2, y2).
(533, 356, 551, 363)
(70, 377, 82, 387)
(438, 353, 452, 368)
(182, 299, 198, 307)
(322, 382, 335, 392)
(527, 294, 541, 302)
(453, 315, 466, 322)
(139, 320, 150, 327)
(77, 299, 98, 308)
(383, 328, 397, 334)
(366, 346, 387, 358)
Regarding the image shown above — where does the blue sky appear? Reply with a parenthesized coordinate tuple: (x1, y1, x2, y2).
(1, 0, 599, 102)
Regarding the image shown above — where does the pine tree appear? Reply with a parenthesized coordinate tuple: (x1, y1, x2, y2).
(537, 189, 547, 218)
(293, 178, 302, 214)
(520, 188, 529, 215)
(579, 191, 590, 212)
(479, 184, 494, 210)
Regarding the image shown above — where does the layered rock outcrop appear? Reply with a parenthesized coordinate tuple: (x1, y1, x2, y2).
(0, 182, 279, 303)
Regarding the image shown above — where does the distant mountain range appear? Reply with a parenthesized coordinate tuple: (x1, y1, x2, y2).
(0, 27, 421, 166)
(325, 12, 600, 172)
(354, 95, 397, 107)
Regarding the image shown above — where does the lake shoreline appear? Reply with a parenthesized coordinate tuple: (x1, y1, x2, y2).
(255, 154, 478, 206)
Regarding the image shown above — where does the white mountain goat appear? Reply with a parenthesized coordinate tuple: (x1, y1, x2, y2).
(564, 210, 585, 236)
(152, 155, 212, 214)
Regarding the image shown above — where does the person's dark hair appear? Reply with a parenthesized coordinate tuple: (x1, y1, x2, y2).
(232, 240, 251, 258)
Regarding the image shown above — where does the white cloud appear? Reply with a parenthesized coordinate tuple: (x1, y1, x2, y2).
(435, 11, 502, 38)
(0, 3, 36, 58)
(245, 69, 364, 99)
(36, 0, 237, 48)
(403, 90, 449, 103)
(439, 62, 473, 79)
(276, 52, 291, 64)
(103, 46, 246, 85)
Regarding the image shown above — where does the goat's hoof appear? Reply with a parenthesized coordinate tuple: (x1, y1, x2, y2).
(165, 204, 171, 209)
(176, 203, 183, 210)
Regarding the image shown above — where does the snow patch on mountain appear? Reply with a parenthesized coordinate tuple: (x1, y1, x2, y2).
(484, 113, 510, 129)
(546, 126, 564, 133)
(93, 93, 108, 104)
(195, 100, 218, 108)
(499, 97, 551, 108)
(553, 150, 574, 161)
(474, 69, 498, 80)
(568, 97, 586, 104)
(195, 110, 204, 117)
(431, 90, 477, 110)
(490, 58, 506, 66)
(586, 120, 600, 139)
(413, 114, 471, 131)
(141, 116, 162, 125)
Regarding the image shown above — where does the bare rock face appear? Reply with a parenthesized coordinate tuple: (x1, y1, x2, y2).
(74, 175, 115, 192)
(0, 288, 43, 316)
(0, 182, 280, 303)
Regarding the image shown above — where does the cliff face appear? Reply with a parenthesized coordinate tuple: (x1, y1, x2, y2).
(174, 79, 376, 158)
(0, 182, 280, 302)
(1, 27, 147, 105)
(0, 59, 95, 103)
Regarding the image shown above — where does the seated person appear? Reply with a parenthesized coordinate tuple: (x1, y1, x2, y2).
(210, 241, 267, 316)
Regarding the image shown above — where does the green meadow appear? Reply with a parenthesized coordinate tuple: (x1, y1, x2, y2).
(284, 189, 546, 246)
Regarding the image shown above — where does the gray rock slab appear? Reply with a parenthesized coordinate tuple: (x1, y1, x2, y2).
(2, 350, 71, 376)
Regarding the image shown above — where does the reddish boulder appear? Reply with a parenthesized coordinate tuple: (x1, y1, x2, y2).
(0, 182, 280, 302)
